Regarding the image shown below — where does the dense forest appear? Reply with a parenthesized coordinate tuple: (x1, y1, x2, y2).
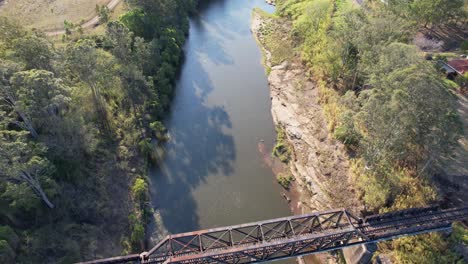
(270, 0, 466, 262)
(0, 0, 198, 262)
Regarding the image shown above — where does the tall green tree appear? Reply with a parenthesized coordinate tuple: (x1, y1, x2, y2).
(0, 130, 56, 208)
(9, 70, 71, 135)
(358, 64, 461, 172)
(12, 34, 55, 70)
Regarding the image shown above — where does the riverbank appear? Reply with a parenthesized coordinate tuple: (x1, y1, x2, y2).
(252, 8, 362, 263)
(252, 9, 361, 215)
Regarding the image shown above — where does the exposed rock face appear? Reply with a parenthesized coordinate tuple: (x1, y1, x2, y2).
(268, 60, 359, 212)
(252, 12, 360, 215)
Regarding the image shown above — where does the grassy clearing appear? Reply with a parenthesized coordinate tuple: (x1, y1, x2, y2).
(47, 0, 128, 47)
(0, 0, 110, 30)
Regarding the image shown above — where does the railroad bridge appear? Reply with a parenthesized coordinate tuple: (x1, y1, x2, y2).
(80, 206, 468, 264)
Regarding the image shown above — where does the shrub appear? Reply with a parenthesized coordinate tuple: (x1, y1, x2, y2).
(132, 178, 148, 204)
(272, 127, 291, 163)
(130, 223, 145, 249)
(0, 240, 15, 263)
(150, 121, 168, 141)
(138, 138, 159, 162)
(128, 213, 145, 250)
(454, 73, 467, 90)
(277, 173, 294, 189)
(393, 234, 463, 264)
(334, 114, 360, 148)
(451, 222, 468, 244)
(461, 40, 468, 52)
(0, 226, 19, 250)
(273, 143, 291, 163)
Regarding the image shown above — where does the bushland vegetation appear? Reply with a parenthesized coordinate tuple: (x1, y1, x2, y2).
(0, 0, 198, 262)
(272, 0, 467, 262)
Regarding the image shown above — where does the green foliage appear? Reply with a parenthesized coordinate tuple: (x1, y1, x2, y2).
(12, 34, 54, 70)
(0, 226, 19, 250)
(128, 213, 145, 250)
(254, 10, 294, 66)
(0, 130, 57, 209)
(461, 41, 468, 52)
(451, 222, 468, 244)
(120, 8, 153, 39)
(0, 240, 15, 263)
(359, 64, 461, 171)
(392, 233, 464, 264)
(273, 0, 464, 260)
(454, 72, 467, 90)
(272, 127, 291, 163)
(389, 0, 466, 29)
(277, 173, 294, 189)
(132, 178, 148, 204)
(150, 121, 168, 140)
(96, 5, 111, 24)
(63, 20, 75, 35)
(0, 0, 195, 260)
(334, 111, 360, 148)
(138, 138, 153, 156)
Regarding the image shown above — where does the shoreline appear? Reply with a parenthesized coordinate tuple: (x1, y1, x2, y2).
(251, 9, 360, 214)
(251, 9, 362, 263)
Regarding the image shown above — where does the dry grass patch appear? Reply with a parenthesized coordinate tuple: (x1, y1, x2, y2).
(0, 0, 109, 30)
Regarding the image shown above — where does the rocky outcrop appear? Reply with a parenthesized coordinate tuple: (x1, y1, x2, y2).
(252, 12, 360, 215)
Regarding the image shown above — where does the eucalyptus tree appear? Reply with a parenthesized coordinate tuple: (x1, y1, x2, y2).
(358, 63, 461, 173)
(0, 130, 56, 208)
(12, 33, 55, 71)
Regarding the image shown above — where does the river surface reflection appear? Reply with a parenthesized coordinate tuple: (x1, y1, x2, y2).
(149, 2, 293, 263)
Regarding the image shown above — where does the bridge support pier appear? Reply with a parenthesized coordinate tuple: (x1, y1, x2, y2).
(342, 243, 377, 264)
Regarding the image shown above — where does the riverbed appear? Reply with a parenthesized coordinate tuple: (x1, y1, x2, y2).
(149, 0, 293, 251)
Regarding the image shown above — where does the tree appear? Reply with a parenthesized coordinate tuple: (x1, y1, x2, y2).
(96, 5, 111, 25)
(63, 20, 75, 35)
(389, 0, 465, 30)
(0, 130, 56, 208)
(0, 63, 38, 138)
(358, 64, 461, 172)
(105, 21, 133, 62)
(12, 33, 55, 70)
(366, 43, 421, 85)
(65, 39, 111, 128)
(7, 70, 71, 137)
(410, 0, 465, 29)
(0, 17, 25, 47)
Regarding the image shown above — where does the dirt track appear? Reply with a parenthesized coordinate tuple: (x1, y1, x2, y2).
(45, 0, 121, 36)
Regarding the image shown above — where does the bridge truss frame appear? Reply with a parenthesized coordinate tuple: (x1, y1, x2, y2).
(79, 207, 467, 264)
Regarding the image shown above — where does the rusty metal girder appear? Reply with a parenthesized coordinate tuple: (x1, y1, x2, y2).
(143, 209, 360, 264)
(78, 207, 468, 264)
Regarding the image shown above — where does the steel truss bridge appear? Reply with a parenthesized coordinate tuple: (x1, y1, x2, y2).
(80, 206, 467, 264)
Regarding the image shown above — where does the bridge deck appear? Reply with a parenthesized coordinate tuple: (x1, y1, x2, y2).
(78, 206, 468, 264)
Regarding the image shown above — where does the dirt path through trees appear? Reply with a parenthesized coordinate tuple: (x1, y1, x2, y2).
(45, 0, 121, 36)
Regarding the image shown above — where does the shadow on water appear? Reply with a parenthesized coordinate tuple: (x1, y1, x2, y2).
(149, 0, 282, 242)
(149, 12, 237, 234)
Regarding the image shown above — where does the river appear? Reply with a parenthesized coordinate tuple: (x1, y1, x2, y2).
(149, 0, 293, 258)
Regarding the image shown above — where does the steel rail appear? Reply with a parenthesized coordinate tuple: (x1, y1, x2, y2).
(77, 207, 467, 264)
